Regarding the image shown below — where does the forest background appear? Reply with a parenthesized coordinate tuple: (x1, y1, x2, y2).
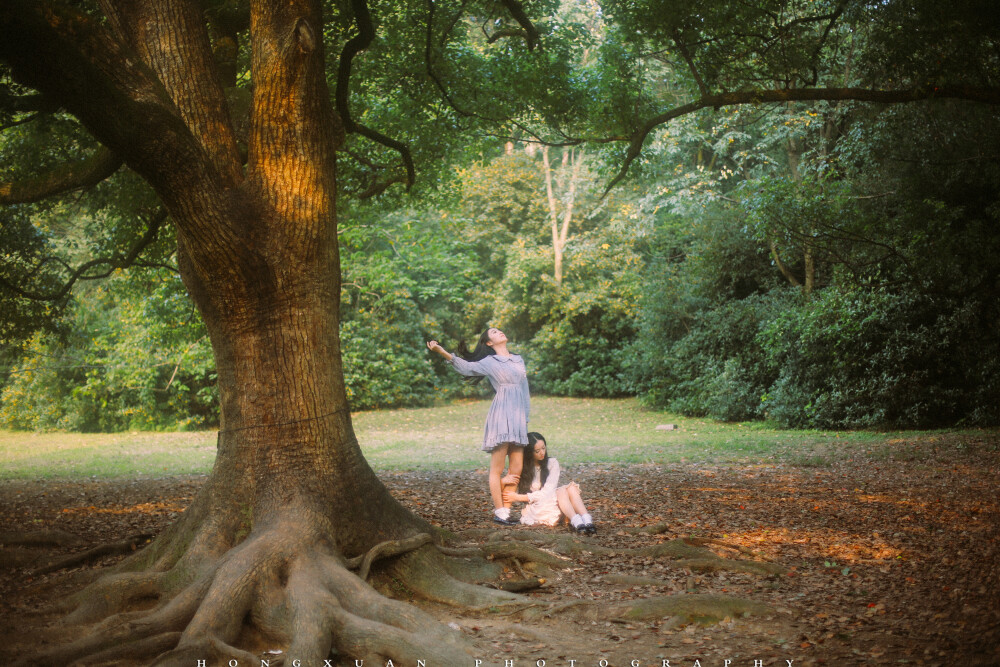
(2, 0, 998, 434)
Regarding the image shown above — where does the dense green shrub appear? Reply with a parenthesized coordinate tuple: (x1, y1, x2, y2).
(0, 272, 217, 432)
(760, 288, 1000, 428)
(634, 282, 1000, 429)
(340, 309, 439, 410)
(632, 289, 793, 420)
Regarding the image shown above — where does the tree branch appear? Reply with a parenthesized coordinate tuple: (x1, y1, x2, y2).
(357, 173, 408, 199)
(100, 0, 242, 187)
(0, 111, 42, 132)
(424, 0, 557, 146)
(672, 30, 709, 98)
(336, 0, 415, 191)
(604, 85, 1000, 194)
(0, 208, 168, 302)
(0, 0, 238, 254)
(0, 89, 59, 114)
(485, 27, 531, 45)
(768, 238, 802, 287)
(497, 0, 539, 50)
(0, 147, 122, 205)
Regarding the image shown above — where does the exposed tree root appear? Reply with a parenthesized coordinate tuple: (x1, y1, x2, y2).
(345, 532, 432, 580)
(627, 521, 672, 535)
(32, 532, 153, 576)
(624, 527, 776, 559)
(431, 529, 788, 632)
(383, 546, 525, 608)
(60, 570, 167, 623)
(483, 619, 563, 643)
(632, 538, 724, 560)
(0, 530, 90, 571)
(433, 539, 569, 582)
(672, 556, 785, 575)
(484, 530, 616, 557)
(436, 544, 484, 557)
(491, 531, 787, 575)
(12, 497, 790, 667)
(0, 547, 43, 569)
(617, 594, 775, 623)
(683, 536, 762, 556)
(482, 539, 574, 568)
(628, 540, 786, 575)
(517, 593, 774, 625)
(0, 529, 85, 548)
(436, 547, 508, 584)
(16, 514, 487, 667)
(454, 528, 500, 541)
(78, 631, 183, 666)
(493, 577, 545, 592)
(603, 573, 674, 587)
(151, 636, 261, 667)
(507, 555, 529, 579)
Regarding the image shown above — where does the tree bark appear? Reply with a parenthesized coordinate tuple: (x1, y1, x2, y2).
(0, 2, 489, 664)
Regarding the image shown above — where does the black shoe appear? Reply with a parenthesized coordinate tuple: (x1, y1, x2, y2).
(493, 515, 518, 526)
(573, 523, 588, 534)
(583, 523, 597, 535)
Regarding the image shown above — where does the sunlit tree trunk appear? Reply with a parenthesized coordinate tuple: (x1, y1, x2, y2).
(0, 2, 482, 664)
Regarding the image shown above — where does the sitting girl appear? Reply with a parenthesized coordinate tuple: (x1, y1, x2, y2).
(503, 432, 596, 534)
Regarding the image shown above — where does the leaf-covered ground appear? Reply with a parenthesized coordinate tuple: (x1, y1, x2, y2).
(1, 432, 997, 666)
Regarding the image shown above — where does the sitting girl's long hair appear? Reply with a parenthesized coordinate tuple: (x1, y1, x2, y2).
(517, 432, 550, 494)
(454, 328, 496, 385)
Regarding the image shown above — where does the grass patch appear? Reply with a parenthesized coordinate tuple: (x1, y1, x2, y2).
(0, 430, 216, 480)
(1, 397, 995, 479)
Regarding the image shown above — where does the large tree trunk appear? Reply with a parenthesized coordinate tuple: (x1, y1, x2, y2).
(0, 1, 514, 664)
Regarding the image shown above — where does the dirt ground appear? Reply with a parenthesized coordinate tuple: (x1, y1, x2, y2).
(1, 433, 998, 667)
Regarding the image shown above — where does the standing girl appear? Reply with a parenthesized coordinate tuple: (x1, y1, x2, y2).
(427, 328, 529, 525)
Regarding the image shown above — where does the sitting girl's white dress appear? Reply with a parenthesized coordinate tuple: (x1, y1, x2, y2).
(519, 457, 569, 526)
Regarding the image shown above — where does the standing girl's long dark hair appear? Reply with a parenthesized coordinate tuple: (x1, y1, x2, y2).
(517, 432, 549, 494)
(455, 328, 496, 385)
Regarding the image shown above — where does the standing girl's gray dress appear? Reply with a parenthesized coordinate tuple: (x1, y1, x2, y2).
(447, 354, 530, 451)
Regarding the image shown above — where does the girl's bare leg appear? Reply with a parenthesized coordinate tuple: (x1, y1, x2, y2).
(556, 487, 577, 521)
(498, 445, 523, 508)
(565, 482, 589, 515)
(505, 445, 524, 483)
(489, 445, 510, 510)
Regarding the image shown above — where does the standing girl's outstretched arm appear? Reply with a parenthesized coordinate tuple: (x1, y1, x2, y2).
(426, 340, 453, 361)
(428, 340, 493, 378)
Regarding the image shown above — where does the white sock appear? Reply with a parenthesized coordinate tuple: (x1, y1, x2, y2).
(570, 514, 584, 528)
(494, 507, 510, 520)
(580, 513, 593, 525)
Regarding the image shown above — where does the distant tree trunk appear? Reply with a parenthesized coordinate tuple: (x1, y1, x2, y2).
(803, 243, 816, 295)
(786, 132, 815, 295)
(542, 145, 584, 285)
(769, 238, 803, 288)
